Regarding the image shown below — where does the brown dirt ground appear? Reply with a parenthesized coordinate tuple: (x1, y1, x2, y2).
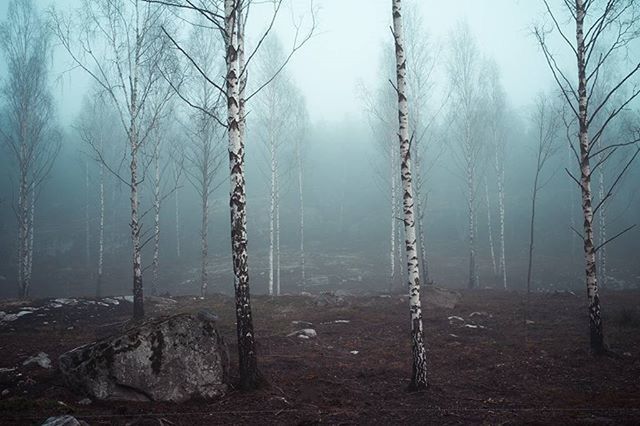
(1, 289, 640, 425)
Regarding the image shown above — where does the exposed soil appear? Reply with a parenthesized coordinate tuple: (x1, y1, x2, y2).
(1, 289, 640, 425)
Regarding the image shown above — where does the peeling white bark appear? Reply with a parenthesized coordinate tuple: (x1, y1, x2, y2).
(226, 0, 258, 389)
(392, 0, 428, 390)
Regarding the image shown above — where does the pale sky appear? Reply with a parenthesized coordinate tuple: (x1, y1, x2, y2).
(0, 0, 560, 124)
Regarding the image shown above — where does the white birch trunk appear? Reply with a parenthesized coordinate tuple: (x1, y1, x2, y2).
(25, 189, 35, 291)
(576, 0, 604, 354)
(467, 160, 477, 289)
(268, 129, 275, 296)
(276, 169, 281, 296)
(85, 160, 90, 269)
(201, 191, 209, 297)
(496, 150, 507, 289)
(175, 184, 181, 258)
(392, 0, 428, 390)
(390, 138, 396, 291)
(226, 0, 259, 389)
(485, 179, 497, 276)
(296, 136, 305, 288)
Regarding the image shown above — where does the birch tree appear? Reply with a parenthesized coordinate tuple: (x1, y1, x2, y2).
(75, 92, 121, 298)
(535, 0, 640, 354)
(391, 0, 428, 391)
(447, 21, 486, 290)
(0, 0, 61, 299)
(153, 0, 314, 390)
(254, 35, 293, 296)
(292, 91, 309, 289)
(53, 0, 176, 319)
(526, 94, 560, 302)
(484, 61, 508, 289)
(181, 19, 226, 297)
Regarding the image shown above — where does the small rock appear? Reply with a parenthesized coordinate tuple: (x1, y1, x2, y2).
(77, 398, 92, 405)
(1, 389, 9, 397)
(41, 415, 88, 426)
(298, 335, 310, 340)
(291, 320, 313, 327)
(447, 316, 465, 323)
(526, 320, 535, 325)
(350, 350, 359, 355)
(624, 352, 632, 357)
(287, 328, 317, 338)
(469, 311, 491, 318)
(23, 352, 52, 369)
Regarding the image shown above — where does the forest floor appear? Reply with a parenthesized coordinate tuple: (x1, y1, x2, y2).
(1, 288, 640, 425)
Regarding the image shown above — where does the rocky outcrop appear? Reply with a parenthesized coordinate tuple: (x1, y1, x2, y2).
(59, 311, 228, 402)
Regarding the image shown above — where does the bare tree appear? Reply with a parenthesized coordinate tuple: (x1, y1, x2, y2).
(484, 60, 508, 289)
(254, 34, 294, 296)
(150, 0, 314, 390)
(535, 0, 640, 354)
(391, 0, 428, 390)
(447, 21, 486, 290)
(0, 0, 61, 299)
(75, 91, 121, 298)
(526, 93, 561, 308)
(292, 91, 310, 289)
(181, 18, 226, 297)
(52, 0, 177, 319)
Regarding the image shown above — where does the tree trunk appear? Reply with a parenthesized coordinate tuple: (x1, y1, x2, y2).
(227, 0, 259, 390)
(496, 151, 507, 289)
(392, 0, 428, 390)
(276, 169, 281, 296)
(97, 162, 105, 298)
(85, 160, 91, 270)
(485, 179, 497, 276)
(175, 184, 181, 258)
(597, 157, 606, 287)
(297, 137, 305, 288)
(390, 139, 396, 292)
(467, 161, 477, 289)
(575, 0, 604, 355)
(152, 144, 161, 297)
(268, 128, 275, 296)
(130, 120, 144, 320)
(201, 191, 209, 297)
(17, 171, 29, 298)
(526, 166, 540, 308)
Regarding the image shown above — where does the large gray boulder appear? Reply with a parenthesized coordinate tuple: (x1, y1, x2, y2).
(424, 286, 461, 309)
(59, 311, 228, 402)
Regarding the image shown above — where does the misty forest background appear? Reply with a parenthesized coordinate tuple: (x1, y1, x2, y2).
(0, 0, 639, 300)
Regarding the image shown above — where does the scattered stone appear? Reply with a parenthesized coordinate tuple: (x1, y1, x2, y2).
(1, 389, 9, 397)
(469, 311, 491, 318)
(23, 352, 52, 369)
(41, 415, 88, 426)
(102, 298, 119, 305)
(624, 352, 632, 357)
(464, 324, 486, 329)
(298, 335, 310, 340)
(526, 320, 535, 325)
(287, 328, 317, 338)
(53, 298, 78, 306)
(350, 350, 359, 355)
(449, 334, 459, 338)
(59, 313, 228, 402)
(291, 320, 313, 327)
(447, 316, 465, 323)
(77, 398, 92, 405)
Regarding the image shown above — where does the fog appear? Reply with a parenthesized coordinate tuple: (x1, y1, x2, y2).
(0, 0, 639, 301)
